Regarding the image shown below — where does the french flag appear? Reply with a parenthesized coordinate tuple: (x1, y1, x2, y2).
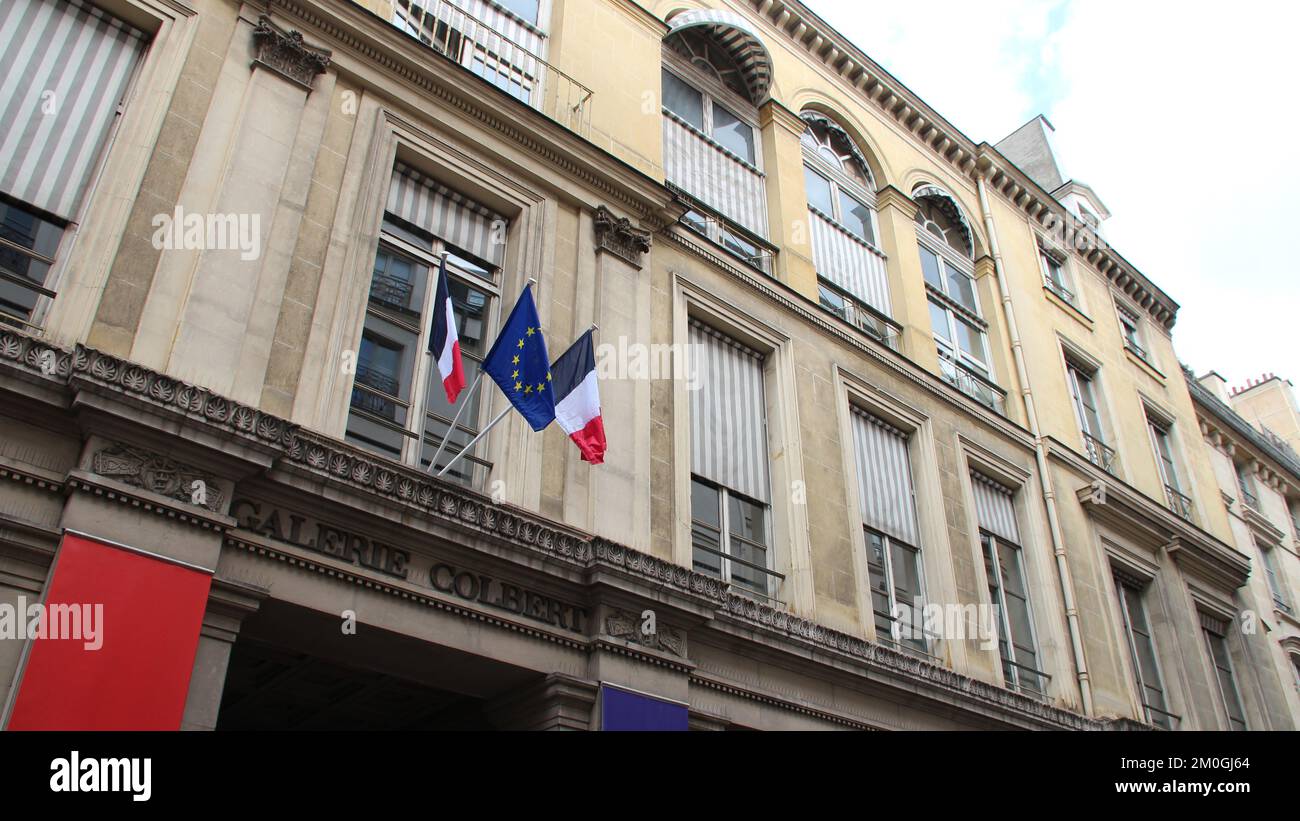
(429, 256, 466, 403)
(551, 330, 606, 465)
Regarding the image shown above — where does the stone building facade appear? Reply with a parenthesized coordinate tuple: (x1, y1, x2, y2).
(0, 0, 1294, 729)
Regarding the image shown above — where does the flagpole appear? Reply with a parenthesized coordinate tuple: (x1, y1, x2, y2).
(426, 371, 483, 473)
(432, 276, 541, 480)
(436, 405, 512, 479)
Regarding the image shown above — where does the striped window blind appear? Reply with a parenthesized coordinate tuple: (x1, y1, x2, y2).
(0, 0, 147, 221)
(850, 409, 918, 546)
(387, 163, 507, 266)
(688, 320, 769, 504)
(972, 473, 1020, 543)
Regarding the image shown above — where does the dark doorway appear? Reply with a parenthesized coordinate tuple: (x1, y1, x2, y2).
(216, 600, 541, 730)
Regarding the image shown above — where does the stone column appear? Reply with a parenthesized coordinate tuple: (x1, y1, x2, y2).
(484, 674, 599, 730)
(874, 186, 937, 370)
(181, 578, 267, 731)
(758, 100, 816, 299)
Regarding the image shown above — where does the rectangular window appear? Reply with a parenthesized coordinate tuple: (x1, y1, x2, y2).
(345, 165, 505, 487)
(1201, 616, 1247, 731)
(494, 0, 541, 26)
(1147, 414, 1193, 521)
(837, 190, 875, 245)
(662, 69, 705, 130)
(972, 475, 1045, 696)
(1258, 539, 1291, 614)
(850, 409, 926, 654)
(1236, 464, 1259, 511)
(1114, 576, 1174, 729)
(804, 168, 835, 216)
(1118, 304, 1147, 360)
(711, 102, 755, 165)
(688, 321, 777, 600)
(1040, 247, 1075, 305)
(0, 0, 148, 328)
(1066, 360, 1115, 474)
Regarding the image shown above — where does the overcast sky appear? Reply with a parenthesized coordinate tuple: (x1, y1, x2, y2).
(806, 0, 1300, 390)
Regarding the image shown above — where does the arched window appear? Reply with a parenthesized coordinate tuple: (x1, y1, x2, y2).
(913, 185, 1003, 412)
(800, 112, 896, 346)
(661, 10, 773, 269)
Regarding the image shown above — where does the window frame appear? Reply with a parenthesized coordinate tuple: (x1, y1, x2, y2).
(690, 474, 780, 602)
(660, 58, 762, 169)
(981, 530, 1047, 697)
(1202, 623, 1248, 731)
(0, 1, 148, 331)
(865, 527, 929, 656)
(344, 214, 502, 485)
(1038, 242, 1076, 306)
(1113, 575, 1175, 729)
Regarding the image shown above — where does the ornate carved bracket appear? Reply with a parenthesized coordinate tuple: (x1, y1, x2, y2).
(605, 609, 687, 657)
(92, 442, 226, 513)
(594, 206, 652, 268)
(251, 15, 331, 91)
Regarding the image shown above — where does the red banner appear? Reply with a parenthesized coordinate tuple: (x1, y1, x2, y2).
(6, 532, 212, 730)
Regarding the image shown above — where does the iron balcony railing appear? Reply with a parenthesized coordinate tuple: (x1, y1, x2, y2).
(1125, 338, 1150, 362)
(389, 0, 593, 138)
(1043, 275, 1076, 307)
(938, 355, 1007, 416)
(368, 273, 414, 312)
(818, 282, 902, 352)
(350, 365, 402, 420)
(1164, 484, 1195, 523)
(679, 207, 775, 276)
(1081, 432, 1119, 476)
(1001, 656, 1051, 700)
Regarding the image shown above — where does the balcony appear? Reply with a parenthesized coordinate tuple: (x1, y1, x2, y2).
(1043, 276, 1076, 307)
(368, 273, 414, 312)
(819, 281, 901, 352)
(662, 110, 768, 239)
(1081, 432, 1118, 476)
(350, 365, 401, 420)
(808, 206, 892, 318)
(678, 206, 774, 277)
(389, 0, 593, 138)
(1164, 484, 1195, 523)
(938, 355, 1006, 415)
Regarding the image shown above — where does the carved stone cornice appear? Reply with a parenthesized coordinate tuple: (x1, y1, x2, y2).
(251, 14, 332, 90)
(593, 206, 652, 269)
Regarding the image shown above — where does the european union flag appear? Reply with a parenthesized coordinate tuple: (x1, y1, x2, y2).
(482, 285, 555, 432)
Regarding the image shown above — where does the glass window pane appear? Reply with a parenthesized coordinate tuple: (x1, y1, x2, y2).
(691, 480, 721, 529)
(947, 267, 977, 312)
(919, 246, 943, 290)
(712, 103, 755, 164)
(929, 301, 952, 344)
(661, 70, 704, 130)
(729, 494, 767, 546)
(838, 190, 875, 245)
(0, 199, 63, 259)
(369, 249, 425, 314)
(891, 543, 921, 604)
(955, 318, 986, 367)
(804, 167, 834, 215)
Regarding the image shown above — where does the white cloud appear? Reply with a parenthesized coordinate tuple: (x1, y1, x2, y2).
(807, 0, 1300, 389)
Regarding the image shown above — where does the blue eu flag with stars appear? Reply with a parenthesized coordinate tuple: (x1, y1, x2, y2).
(482, 285, 555, 432)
